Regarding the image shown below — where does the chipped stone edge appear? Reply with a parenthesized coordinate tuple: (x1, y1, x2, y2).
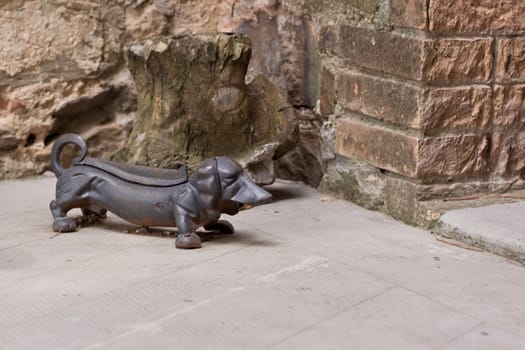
(435, 222, 525, 265)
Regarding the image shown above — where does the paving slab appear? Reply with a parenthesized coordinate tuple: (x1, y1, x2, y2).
(438, 201, 525, 264)
(1, 176, 524, 349)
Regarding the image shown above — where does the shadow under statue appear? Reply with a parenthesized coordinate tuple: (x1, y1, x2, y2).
(49, 134, 272, 249)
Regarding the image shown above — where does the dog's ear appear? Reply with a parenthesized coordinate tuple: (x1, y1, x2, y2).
(190, 158, 221, 221)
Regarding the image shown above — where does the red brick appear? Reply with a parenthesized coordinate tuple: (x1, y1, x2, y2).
(417, 135, 489, 178)
(336, 71, 420, 128)
(336, 118, 489, 178)
(335, 118, 418, 177)
(336, 70, 492, 130)
(490, 132, 525, 176)
(493, 85, 525, 129)
(496, 38, 525, 82)
(340, 26, 426, 80)
(422, 38, 493, 83)
(419, 86, 492, 130)
(391, 0, 427, 30)
(429, 0, 525, 34)
(340, 26, 493, 83)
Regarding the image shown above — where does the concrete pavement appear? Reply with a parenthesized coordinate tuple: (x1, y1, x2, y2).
(1, 176, 524, 349)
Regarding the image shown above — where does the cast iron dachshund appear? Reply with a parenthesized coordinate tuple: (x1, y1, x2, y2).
(49, 134, 272, 248)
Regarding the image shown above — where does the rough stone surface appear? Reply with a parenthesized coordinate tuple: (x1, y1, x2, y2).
(335, 118, 419, 177)
(337, 71, 492, 131)
(390, 0, 427, 29)
(345, 0, 382, 14)
(417, 135, 489, 178)
(319, 25, 339, 55)
(0, 1, 122, 81)
(429, 0, 525, 33)
(340, 26, 427, 80)
(336, 118, 490, 179)
(422, 38, 494, 83)
(493, 85, 525, 130)
(0, 0, 331, 181)
(340, 26, 493, 83)
(490, 132, 525, 177)
(384, 175, 419, 224)
(496, 38, 525, 82)
(275, 109, 324, 187)
(0, 1, 131, 178)
(318, 156, 385, 209)
(320, 66, 335, 118)
(336, 70, 420, 128)
(116, 34, 296, 184)
(419, 86, 492, 131)
(276, 15, 321, 107)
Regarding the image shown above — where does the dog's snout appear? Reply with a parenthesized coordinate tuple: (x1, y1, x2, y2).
(231, 176, 272, 205)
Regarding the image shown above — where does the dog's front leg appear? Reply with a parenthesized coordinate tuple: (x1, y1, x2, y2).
(174, 206, 202, 249)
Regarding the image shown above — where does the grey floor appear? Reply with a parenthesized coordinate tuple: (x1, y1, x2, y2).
(1, 176, 524, 349)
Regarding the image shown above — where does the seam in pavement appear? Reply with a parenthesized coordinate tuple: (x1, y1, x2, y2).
(264, 285, 397, 350)
(432, 322, 483, 350)
(3, 243, 252, 331)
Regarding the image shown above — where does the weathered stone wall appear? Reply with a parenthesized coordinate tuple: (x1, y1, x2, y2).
(1, 0, 523, 225)
(0, 0, 329, 185)
(319, 0, 525, 225)
(0, 1, 133, 178)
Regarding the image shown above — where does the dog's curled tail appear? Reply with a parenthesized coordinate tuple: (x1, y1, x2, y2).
(51, 133, 88, 177)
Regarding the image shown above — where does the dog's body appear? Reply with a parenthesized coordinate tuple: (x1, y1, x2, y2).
(50, 134, 271, 248)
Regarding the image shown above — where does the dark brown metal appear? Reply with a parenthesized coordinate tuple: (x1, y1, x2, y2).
(49, 133, 272, 249)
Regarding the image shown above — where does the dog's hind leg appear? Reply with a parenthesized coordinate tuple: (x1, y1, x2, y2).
(51, 175, 93, 233)
(50, 199, 79, 233)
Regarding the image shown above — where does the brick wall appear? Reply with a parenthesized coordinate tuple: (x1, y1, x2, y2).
(318, 0, 525, 225)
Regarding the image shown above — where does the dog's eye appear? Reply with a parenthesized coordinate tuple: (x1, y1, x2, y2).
(223, 175, 235, 182)
(223, 172, 239, 182)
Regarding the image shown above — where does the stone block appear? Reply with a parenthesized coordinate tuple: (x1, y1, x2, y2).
(335, 118, 419, 177)
(318, 156, 385, 210)
(422, 38, 493, 83)
(336, 70, 420, 128)
(117, 34, 298, 185)
(320, 66, 335, 118)
(384, 175, 419, 224)
(496, 38, 525, 82)
(417, 135, 489, 178)
(494, 85, 525, 130)
(490, 132, 525, 176)
(336, 70, 492, 130)
(319, 25, 339, 54)
(346, 0, 382, 14)
(340, 26, 426, 80)
(390, 0, 427, 30)
(277, 16, 320, 107)
(419, 86, 492, 130)
(429, 0, 525, 34)
(340, 26, 493, 83)
(335, 118, 489, 178)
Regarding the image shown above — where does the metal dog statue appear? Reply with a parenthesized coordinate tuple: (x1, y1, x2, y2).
(49, 133, 272, 249)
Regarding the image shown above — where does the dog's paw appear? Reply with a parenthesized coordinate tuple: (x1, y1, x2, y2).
(175, 232, 202, 249)
(53, 218, 77, 233)
(204, 220, 234, 235)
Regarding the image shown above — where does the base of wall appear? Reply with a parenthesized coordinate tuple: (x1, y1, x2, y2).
(319, 156, 525, 228)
